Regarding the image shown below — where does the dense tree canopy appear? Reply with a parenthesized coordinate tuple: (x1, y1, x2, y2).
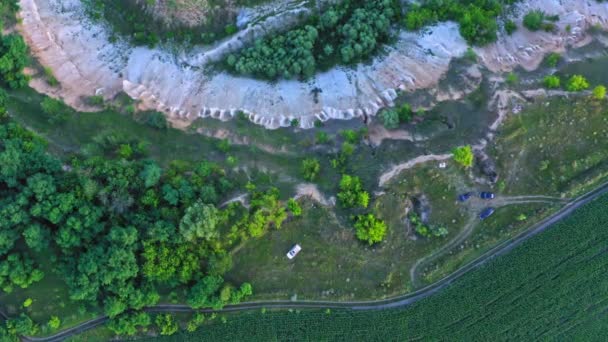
(0, 115, 281, 337)
(0, 33, 28, 89)
(226, 0, 398, 79)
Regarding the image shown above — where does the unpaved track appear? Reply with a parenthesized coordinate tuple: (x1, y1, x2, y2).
(19, 181, 608, 342)
(378, 154, 452, 187)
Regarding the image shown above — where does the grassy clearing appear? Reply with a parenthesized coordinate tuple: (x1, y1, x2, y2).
(149, 191, 608, 341)
(228, 163, 469, 300)
(491, 96, 608, 197)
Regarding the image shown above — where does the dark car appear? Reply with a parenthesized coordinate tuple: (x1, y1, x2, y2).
(458, 192, 472, 202)
(479, 207, 495, 220)
(480, 192, 495, 200)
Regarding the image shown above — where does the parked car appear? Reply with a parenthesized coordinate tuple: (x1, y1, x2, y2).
(480, 191, 495, 200)
(479, 207, 495, 220)
(458, 192, 473, 202)
(286, 244, 302, 259)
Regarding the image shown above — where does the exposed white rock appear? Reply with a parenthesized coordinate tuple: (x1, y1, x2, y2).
(17, 0, 608, 130)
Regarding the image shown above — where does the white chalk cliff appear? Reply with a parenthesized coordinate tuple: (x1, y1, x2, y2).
(18, 0, 608, 129)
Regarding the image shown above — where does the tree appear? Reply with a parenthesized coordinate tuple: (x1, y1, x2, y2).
(452, 145, 474, 168)
(22, 224, 50, 252)
(0, 88, 7, 115)
(354, 214, 387, 245)
(155, 314, 178, 336)
(566, 75, 589, 92)
(0, 34, 29, 89)
(592, 85, 606, 100)
(186, 313, 206, 332)
(523, 10, 545, 31)
(107, 312, 151, 336)
(5, 314, 38, 336)
(0, 254, 44, 293)
(139, 162, 162, 188)
(104, 297, 127, 318)
(179, 200, 220, 241)
(337, 175, 369, 208)
(543, 75, 560, 89)
(381, 109, 399, 129)
(301, 158, 320, 182)
(187, 275, 224, 309)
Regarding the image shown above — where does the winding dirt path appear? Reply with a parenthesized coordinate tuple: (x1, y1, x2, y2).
(378, 154, 452, 187)
(408, 194, 568, 288)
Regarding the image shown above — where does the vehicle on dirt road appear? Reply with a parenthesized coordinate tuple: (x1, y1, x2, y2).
(287, 244, 302, 259)
(479, 207, 495, 219)
(480, 192, 495, 199)
(458, 192, 473, 202)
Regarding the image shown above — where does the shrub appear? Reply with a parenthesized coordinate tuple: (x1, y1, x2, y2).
(543, 75, 560, 89)
(47, 316, 61, 330)
(452, 145, 474, 168)
(140, 111, 168, 129)
(40, 97, 68, 124)
(592, 85, 606, 100)
(43, 67, 58, 87)
(87, 95, 104, 106)
(566, 75, 589, 92)
(523, 10, 545, 31)
(315, 131, 330, 144)
(506, 72, 518, 86)
(287, 198, 302, 217)
(545, 52, 561, 67)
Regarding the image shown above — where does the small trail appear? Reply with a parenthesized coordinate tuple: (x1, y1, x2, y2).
(378, 153, 452, 187)
(294, 183, 335, 207)
(219, 193, 249, 208)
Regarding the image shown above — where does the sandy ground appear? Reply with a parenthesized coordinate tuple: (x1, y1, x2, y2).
(295, 183, 335, 207)
(378, 154, 453, 187)
(17, 0, 608, 129)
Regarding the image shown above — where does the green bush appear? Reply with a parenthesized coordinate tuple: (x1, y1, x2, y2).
(592, 85, 606, 100)
(337, 174, 369, 208)
(545, 52, 561, 67)
(523, 10, 545, 31)
(543, 75, 560, 89)
(452, 145, 474, 168)
(566, 75, 589, 92)
(504, 20, 517, 35)
(301, 158, 321, 182)
(354, 214, 387, 245)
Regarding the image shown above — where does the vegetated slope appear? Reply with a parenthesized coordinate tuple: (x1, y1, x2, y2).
(153, 193, 608, 341)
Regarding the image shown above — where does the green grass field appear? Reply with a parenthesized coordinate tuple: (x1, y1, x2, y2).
(150, 191, 608, 341)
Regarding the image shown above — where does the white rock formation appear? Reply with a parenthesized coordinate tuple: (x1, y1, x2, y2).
(17, 0, 608, 129)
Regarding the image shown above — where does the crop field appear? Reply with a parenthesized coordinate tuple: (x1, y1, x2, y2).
(151, 191, 608, 341)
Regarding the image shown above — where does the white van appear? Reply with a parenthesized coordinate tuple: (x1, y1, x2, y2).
(286, 244, 302, 259)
